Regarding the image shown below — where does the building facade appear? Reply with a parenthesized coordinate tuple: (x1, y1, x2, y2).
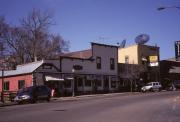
(118, 44, 160, 89)
(160, 58, 180, 88)
(0, 43, 120, 96)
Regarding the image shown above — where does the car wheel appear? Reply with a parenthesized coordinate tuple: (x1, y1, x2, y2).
(150, 88, 153, 92)
(46, 96, 50, 102)
(31, 98, 37, 103)
(158, 88, 162, 92)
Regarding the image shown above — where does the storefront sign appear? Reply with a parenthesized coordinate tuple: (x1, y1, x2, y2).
(149, 56, 158, 63)
(149, 55, 158, 66)
(175, 41, 180, 61)
(73, 65, 83, 70)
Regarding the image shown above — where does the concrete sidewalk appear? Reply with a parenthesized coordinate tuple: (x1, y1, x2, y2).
(51, 92, 139, 101)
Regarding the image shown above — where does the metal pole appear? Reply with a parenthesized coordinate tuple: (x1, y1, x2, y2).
(72, 69, 75, 97)
(1, 69, 4, 103)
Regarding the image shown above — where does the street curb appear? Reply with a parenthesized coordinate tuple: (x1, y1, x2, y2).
(0, 102, 17, 107)
(51, 92, 140, 102)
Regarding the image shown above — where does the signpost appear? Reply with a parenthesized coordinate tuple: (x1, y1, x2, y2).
(175, 41, 180, 61)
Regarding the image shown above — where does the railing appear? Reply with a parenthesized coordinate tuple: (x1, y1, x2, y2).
(0, 91, 17, 102)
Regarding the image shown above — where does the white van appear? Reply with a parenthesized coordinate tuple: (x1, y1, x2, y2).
(141, 82, 162, 92)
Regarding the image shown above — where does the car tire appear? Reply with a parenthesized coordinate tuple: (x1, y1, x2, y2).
(150, 88, 153, 92)
(46, 96, 51, 102)
(158, 88, 162, 92)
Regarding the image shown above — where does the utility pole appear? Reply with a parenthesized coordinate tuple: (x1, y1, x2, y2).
(1, 68, 4, 103)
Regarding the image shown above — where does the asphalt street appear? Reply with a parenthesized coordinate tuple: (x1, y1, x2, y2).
(0, 91, 180, 122)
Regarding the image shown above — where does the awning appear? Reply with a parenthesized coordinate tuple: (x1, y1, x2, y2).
(45, 76, 64, 81)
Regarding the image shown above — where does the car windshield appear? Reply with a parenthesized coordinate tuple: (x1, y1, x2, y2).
(17, 87, 34, 95)
(147, 83, 152, 86)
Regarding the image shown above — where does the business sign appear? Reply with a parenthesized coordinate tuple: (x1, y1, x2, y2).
(73, 65, 83, 70)
(149, 56, 158, 63)
(149, 55, 158, 66)
(175, 41, 180, 61)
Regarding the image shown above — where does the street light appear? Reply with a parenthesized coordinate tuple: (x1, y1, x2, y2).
(157, 6, 180, 11)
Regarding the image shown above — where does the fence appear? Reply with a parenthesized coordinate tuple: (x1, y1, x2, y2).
(0, 91, 17, 102)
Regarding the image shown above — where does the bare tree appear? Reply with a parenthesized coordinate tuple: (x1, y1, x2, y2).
(0, 9, 69, 69)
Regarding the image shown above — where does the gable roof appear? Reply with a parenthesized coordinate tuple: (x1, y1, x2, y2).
(62, 49, 92, 59)
(0, 60, 44, 77)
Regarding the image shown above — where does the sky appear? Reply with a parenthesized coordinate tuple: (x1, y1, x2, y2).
(0, 0, 180, 60)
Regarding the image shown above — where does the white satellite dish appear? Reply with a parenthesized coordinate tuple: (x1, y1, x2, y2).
(135, 34, 150, 45)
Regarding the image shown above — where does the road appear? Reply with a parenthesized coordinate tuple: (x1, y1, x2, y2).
(0, 91, 180, 122)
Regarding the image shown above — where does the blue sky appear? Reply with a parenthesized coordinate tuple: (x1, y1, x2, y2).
(0, 0, 180, 60)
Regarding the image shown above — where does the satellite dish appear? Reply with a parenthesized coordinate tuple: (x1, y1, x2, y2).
(135, 34, 150, 45)
(119, 39, 126, 48)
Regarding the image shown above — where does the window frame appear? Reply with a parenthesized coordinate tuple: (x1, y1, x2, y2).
(110, 58, 115, 70)
(18, 80, 25, 89)
(3, 81, 9, 91)
(96, 57, 101, 69)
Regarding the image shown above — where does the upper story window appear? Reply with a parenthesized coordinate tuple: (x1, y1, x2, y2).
(96, 57, 101, 69)
(3, 81, 9, 91)
(18, 80, 25, 89)
(110, 58, 115, 70)
(125, 56, 129, 64)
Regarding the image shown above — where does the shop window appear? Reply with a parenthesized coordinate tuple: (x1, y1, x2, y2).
(64, 80, 71, 88)
(3, 82, 9, 91)
(78, 78, 83, 87)
(85, 80, 91, 87)
(110, 58, 115, 70)
(18, 80, 25, 89)
(96, 80, 102, 87)
(125, 56, 129, 64)
(111, 81, 116, 88)
(96, 57, 101, 69)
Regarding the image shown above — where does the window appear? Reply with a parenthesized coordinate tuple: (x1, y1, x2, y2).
(111, 81, 116, 88)
(18, 80, 25, 89)
(110, 58, 115, 70)
(3, 82, 9, 91)
(96, 57, 101, 69)
(85, 80, 91, 87)
(64, 80, 71, 88)
(96, 80, 102, 87)
(125, 56, 129, 64)
(78, 78, 83, 87)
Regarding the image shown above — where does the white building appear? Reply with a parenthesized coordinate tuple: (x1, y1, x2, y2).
(19, 42, 120, 96)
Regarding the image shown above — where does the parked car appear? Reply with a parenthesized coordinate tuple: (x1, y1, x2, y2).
(141, 82, 162, 92)
(14, 85, 51, 104)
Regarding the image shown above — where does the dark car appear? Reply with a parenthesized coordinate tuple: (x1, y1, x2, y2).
(14, 85, 51, 104)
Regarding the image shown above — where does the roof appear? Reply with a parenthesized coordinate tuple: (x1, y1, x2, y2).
(91, 42, 119, 48)
(169, 66, 180, 74)
(0, 60, 44, 77)
(62, 49, 92, 59)
(161, 57, 180, 62)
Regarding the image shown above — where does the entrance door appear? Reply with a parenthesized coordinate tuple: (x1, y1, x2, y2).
(104, 76, 109, 92)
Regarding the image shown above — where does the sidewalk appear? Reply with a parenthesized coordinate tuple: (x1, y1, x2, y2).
(51, 92, 139, 101)
(0, 101, 17, 107)
(0, 92, 140, 107)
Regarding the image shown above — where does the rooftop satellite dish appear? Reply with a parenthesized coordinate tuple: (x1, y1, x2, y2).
(119, 39, 126, 48)
(135, 34, 150, 45)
